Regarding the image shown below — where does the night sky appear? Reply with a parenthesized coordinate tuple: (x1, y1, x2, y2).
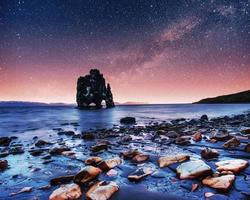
(0, 0, 249, 103)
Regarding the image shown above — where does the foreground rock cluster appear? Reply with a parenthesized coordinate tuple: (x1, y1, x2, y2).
(0, 112, 250, 199)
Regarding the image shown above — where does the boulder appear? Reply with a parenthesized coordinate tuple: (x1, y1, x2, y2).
(158, 154, 190, 168)
(85, 156, 103, 166)
(132, 154, 149, 163)
(91, 143, 108, 152)
(0, 137, 11, 146)
(0, 160, 8, 171)
(202, 175, 235, 190)
(215, 159, 249, 174)
(86, 181, 119, 200)
(192, 132, 202, 142)
(211, 130, 231, 141)
(175, 136, 191, 145)
(76, 69, 115, 108)
(50, 175, 75, 185)
(74, 166, 102, 184)
(61, 151, 76, 158)
(128, 167, 153, 181)
(176, 160, 212, 179)
(201, 148, 219, 159)
(49, 183, 82, 200)
(166, 131, 179, 138)
(57, 131, 75, 136)
(98, 157, 122, 171)
(242, 129, 250, 135)
(223, 137, 240, 148)
(120, 149, 140, 159)
(50, 147, 71, 155)
(35, 140, 52, 147)
(120, 117, 136, 124)
(200, 115, 208, 121)
(245, 143, 250, 153)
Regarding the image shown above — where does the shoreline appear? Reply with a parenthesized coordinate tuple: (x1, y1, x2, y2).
(0, 111, 250, 199)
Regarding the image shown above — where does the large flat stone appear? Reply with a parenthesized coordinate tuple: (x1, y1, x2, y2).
(176, 160, 212, 179)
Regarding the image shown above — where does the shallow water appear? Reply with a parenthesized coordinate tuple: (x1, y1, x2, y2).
(1, 104, 250, 138)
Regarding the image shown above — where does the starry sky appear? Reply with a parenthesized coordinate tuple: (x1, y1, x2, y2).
(0, 0, 249, 103)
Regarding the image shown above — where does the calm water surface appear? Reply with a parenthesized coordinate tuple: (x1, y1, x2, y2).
(0, 104, 250, 138)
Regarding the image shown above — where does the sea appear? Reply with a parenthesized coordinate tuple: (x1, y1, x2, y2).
(1, 104, 250, 139)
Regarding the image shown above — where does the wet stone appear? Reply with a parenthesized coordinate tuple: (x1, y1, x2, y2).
(223, 137, 240, 149)
(211, 130, 231, 141)
(91, 142, 108, 152)
(98, 157, 122, 171)
(128, 167, 153, 182)
(57, 131, 75, 136)
(158, 154, 190, 168)
(86, 181, 119, 200)
(215, 159, 249, 174)
(120, 149, 140, 159)
(175, 136, 191, 145)
(244, 143, 250, 153)
(49, 183, 82, 200)
(0, 137, 11, 147)
(49, 146, 71, 155)
(202, 175, 235, 190)
(177, 160, 212, 179)
(192, 132, 202, 142)
(132, 153, 149, 163)
(120, 117, 136, 124)
(201, 148, 219, 160)
(0, 160, 8, 171)
(74, 166, 101, 184)
(50, 175, 75, 185)
(85, 156, 103, 166)
(35, 140, 52, 147)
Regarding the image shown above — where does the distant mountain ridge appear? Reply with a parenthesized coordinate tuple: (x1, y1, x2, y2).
(194, 90, 250, 104)
(0, 101, 74, 107)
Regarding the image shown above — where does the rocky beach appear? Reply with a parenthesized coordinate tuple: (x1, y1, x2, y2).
(0, 108, 250, 200)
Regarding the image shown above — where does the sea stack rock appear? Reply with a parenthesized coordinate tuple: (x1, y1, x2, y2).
(76, 69, 115, 108)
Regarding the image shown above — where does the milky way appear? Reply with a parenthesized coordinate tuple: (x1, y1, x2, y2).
(0, 0, 249, 103)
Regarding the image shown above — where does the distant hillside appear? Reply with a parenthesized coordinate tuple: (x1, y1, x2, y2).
(194, 90, 250, 104)
(0, 101, 73, 107)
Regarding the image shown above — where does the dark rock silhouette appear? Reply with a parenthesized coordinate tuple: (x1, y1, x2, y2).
(76, 69, 115, 108)
(194, 90, 250, 104)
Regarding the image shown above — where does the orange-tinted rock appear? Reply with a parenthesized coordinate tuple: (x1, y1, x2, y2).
(192, 132, 202, 142)
(86, 181, 119, 200)
(74, 166, 101, 184)
(215, 159, 249, 174)
(85, 156, 103, 166)
(177, 160, 212, 179)
(98, 157, 121, 171)
(202, 175, 235, 190)
(158, 154, 190, 168)
(120, 149, 140, 159)
(223, 137, 240, 148)
(132, 154, 149, 163)
(201, 148, 219, 159)
(49, 183, 82, 200)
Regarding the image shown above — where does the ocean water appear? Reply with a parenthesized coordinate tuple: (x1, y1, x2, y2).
(1, 104, 250, 138)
